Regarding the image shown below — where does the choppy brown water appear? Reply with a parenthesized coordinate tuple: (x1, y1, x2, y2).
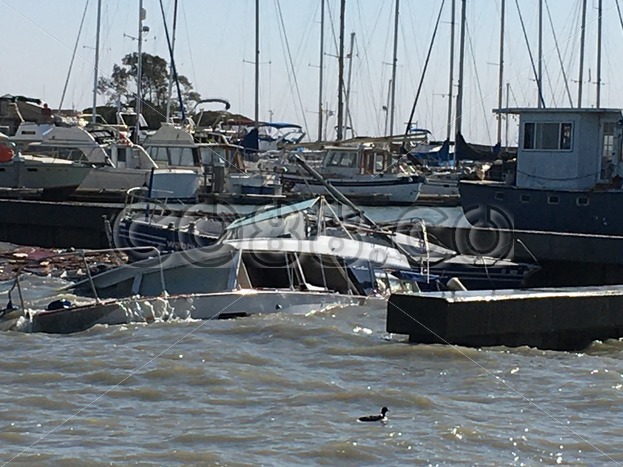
(1, 276, 623, 466)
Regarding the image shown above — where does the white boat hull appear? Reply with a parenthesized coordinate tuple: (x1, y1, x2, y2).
(286, 176, 422, 203)
(30, 291, 384, 333)
(78, 167, 201, 198)
(0, 158, 92, 190)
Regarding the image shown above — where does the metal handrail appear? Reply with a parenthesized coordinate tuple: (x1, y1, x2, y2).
(3, 246, 166, 313)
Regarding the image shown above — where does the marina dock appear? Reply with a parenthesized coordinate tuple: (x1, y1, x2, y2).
(387, 286, 623, 351)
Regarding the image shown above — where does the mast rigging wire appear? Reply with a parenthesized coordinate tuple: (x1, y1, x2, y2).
(616, 0, 623, 36)
(514, 0, 546, 108)
(59, 0, 90, 110)
(274, 0, 310, 136)
(465, 22, 492, 143)
(545, 0, 573, 107)
(401, 0, 445, 150)
(158, 0, 185, 121)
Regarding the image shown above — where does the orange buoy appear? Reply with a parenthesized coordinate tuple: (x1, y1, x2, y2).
(0, 145, 14, 162)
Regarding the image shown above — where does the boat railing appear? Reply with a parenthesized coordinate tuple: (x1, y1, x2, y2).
(1, 246, 167, 315)
(123, 186, 187, 221)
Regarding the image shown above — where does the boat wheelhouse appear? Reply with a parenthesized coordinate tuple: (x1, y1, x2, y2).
(460, 108, 623, 235)
(282, 143, 423, 204)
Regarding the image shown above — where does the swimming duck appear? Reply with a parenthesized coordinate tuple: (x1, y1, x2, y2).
(358, 406, 389, 422)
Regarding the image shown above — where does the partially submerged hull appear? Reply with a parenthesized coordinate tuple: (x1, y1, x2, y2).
(28, 291, 381, 334)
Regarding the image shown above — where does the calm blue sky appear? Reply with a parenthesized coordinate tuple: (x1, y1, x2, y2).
(1, 0, 621, 144)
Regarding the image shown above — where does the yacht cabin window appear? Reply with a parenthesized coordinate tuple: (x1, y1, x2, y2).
(326, 151, 357, 168)
(146, 147, 196, 166)
(200, 147, 227, 167)
(33, 145, 88, 162)
(523, 122, 573, 151)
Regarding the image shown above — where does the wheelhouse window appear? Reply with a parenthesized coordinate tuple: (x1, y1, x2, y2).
(600, 121, 616, 181)
(523, 122, 573, 151)
(146, 147, 197, 167)
(326, 151, 357, 168)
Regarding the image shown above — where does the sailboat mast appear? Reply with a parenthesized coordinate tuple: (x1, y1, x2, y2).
(505, 82, 510, 151)
(446, 0, 456, 141)
(92, 0, 102, 124)
(337, 0, 346, 140)
(344, 32, 355, 139)
(496, 0, 505, 143)
(577, 0, 587, 108)
(136, 0, 144, 121)
(596, 0, 602, 108)
(455, 0, 467, 139)
(537, 0, 543, 108)
(389, 0, 399, 137)
(165, 0, 179, 122)
(317, 0, 325, 141)
(254, 0, 260, 128)
(385, 79, 392, 136)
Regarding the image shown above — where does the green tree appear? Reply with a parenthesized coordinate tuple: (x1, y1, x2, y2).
(97, 52, 200, 112)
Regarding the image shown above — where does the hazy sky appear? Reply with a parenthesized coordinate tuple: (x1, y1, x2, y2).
(1, 0, 621, 145)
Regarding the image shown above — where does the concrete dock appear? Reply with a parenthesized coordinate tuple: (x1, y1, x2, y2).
(387, 287, 623, 351)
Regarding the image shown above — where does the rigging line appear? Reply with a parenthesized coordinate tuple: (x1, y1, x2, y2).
(326, 0, 340, 62)
(514, 0, 546, 108)
(465, 22, 491, 144)
(543, 60, 558, 108)
(616, 0, 623, 36)
(59, 0, 90, 110)
(274, 0, 310, 135)
(180, 2, 198, 91)
(545, 0, 573, 107)
(509, 83, 519, 107)
(272, 0, 317, 118)
(354, 0, 388, 135)
(158, 0, 185, 120)
(400, 0, 421, 116)
(401, 0, 445, 149)
(558, 0, 580, 88)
